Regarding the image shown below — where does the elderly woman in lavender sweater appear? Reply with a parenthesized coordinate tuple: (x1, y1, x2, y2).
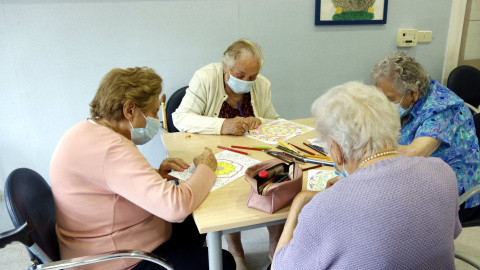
(272, 81, 461, 270)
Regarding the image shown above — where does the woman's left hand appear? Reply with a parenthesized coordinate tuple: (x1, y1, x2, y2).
(242, 117, 262, 130)
(158, 158, 190, 179)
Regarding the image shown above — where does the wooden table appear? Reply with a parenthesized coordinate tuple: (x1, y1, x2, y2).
(161, 118, 328, 269)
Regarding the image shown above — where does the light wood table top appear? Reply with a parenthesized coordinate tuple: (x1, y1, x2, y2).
(161, 118, 331, 234)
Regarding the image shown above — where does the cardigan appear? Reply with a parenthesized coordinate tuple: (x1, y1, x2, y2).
(172, 63, 280, 134)
(274, 155, 461, 270)
(50, 119, 216, 270)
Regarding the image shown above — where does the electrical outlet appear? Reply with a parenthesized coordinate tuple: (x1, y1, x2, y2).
(396, 29, 418, 47)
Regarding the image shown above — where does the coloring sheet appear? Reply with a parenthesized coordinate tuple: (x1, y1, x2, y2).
(169, 150, 261, 191)
(307, 170, 337, 191)
(245, 119, 314, 144)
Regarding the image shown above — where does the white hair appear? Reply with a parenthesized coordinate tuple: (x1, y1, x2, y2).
(222, 39, 265, 70)
(311, 81, 400, 162)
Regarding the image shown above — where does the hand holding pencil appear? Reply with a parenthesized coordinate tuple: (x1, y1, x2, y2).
(221, 117, 250, 135)
(241, 117, 262, 130)
(220, 116, 261, 135)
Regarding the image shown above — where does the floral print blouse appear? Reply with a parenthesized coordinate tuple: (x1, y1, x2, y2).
(399, 79, 480, 208)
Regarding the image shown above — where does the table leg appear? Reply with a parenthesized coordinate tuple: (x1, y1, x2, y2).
(206, 231, 223, 270)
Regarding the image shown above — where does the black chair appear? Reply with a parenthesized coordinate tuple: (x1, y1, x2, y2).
(454, 184, 480, 268)
(1, 168, 174, 270)
(166, 86, 188, 133)
(447, 65, 480, 114)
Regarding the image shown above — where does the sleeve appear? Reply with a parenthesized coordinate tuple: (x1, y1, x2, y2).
(273, 216, 318, 269)
(415, 108, 456, 147)
(454, 208, 462, 239)
(103, 141, 216, 223)
(172, 70, 225, 135)
(252, 76, 281, 124)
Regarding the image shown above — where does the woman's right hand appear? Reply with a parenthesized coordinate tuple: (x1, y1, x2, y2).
(325, 176, 342, 189)
(221, 117, 249, 135)
(193, 147, 218, 172)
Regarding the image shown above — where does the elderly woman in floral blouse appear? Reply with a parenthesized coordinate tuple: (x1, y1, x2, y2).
(371, 50, 480, 221)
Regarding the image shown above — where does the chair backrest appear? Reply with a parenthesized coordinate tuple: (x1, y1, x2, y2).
(166, 86, 188, 133)
(474, 113, 480, 142)
(447, 65, 480, 108)
(4, 168, 60, 262)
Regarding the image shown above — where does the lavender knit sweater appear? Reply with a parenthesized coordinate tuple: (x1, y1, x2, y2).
(274, 155, 461, 270)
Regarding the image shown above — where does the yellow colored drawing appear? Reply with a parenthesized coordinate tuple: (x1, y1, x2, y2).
(215, 161, 236, 176)
(261, 125, 296, 137)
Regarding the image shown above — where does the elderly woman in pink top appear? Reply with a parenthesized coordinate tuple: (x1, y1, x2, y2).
(50, 67, 235, 270)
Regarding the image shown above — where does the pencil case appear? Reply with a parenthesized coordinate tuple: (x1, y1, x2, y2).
(244, 159, 302, 214)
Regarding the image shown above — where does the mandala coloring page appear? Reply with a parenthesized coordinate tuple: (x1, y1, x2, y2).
(169, 151, 260, 191)
(245, 119, 314, 144)
(307, 170, 337, 191)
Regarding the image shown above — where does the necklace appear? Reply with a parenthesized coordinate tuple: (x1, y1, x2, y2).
(358, 150, 398, 168)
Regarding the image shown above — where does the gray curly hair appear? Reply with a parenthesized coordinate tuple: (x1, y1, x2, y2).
(370, 51, 430, 96)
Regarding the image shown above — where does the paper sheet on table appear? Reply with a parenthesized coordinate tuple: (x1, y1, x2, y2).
(307, 170, 337, 191)
(169, 150, 261, 192)
(244, 119, 315, 144)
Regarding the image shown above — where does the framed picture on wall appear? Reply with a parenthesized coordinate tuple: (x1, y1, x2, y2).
(315, 0, 388, 25)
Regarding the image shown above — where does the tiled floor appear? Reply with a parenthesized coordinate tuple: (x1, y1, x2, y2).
(1, 226, 478, 270)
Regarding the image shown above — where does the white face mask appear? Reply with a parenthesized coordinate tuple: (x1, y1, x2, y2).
(227, 72, 255, 94)
(129, 108, 161, 145)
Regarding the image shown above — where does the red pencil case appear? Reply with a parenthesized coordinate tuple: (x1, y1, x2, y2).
(244, 159, 302, 214)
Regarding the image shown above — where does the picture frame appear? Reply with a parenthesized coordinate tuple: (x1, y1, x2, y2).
(315, 0, 388, 25)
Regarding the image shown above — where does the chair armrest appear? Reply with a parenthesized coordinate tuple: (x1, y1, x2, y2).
(465, 102, 480, 115)
(455, 249, 480, 269)
(0, 222, 33, 248)
(28, 249, 174, 270)
(459, 185, 480, 205)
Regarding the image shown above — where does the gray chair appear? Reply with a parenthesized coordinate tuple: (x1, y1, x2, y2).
(1, 168, 174, 270)
(166, 86, 188, 133)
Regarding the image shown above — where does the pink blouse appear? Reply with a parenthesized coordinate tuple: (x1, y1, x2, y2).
(50, 119, 216, 269)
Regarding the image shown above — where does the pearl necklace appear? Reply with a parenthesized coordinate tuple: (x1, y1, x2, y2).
(358, 150, 398, 168)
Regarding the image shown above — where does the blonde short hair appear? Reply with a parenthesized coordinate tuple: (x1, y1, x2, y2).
(90, 67, 162, 120)
(311, 81, 400, 162)
(222, 39, 265, 70)
(370, 51, 430, 96)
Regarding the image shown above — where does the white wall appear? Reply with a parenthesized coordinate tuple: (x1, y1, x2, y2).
(0, 0, 452, 231)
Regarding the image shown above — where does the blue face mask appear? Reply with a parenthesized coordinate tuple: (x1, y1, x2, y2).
(227, 72, 255, 94)
(396, 93, 413, 118)
(334, 163, 349, 178)
(129, 108, 162, 145)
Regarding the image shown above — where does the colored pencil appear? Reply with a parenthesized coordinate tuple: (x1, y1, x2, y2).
(252, 146, 270, 150)
(287, 143, 302, 153)
(303, 142, 327, 156)
(265, 151, 291, 163)
(276, 146, 305, 157)
(217, 145, 249, 155)
(301, 164, 323, 171)
(277, 140, 298, 153)
(236, 101, 245, 117)
(305, 154, 332, 161)
(288, 143, 317, 155)
(279, 152, 305, 164)
(231, 145, 264, 151)
(303, 158, 334, 166)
